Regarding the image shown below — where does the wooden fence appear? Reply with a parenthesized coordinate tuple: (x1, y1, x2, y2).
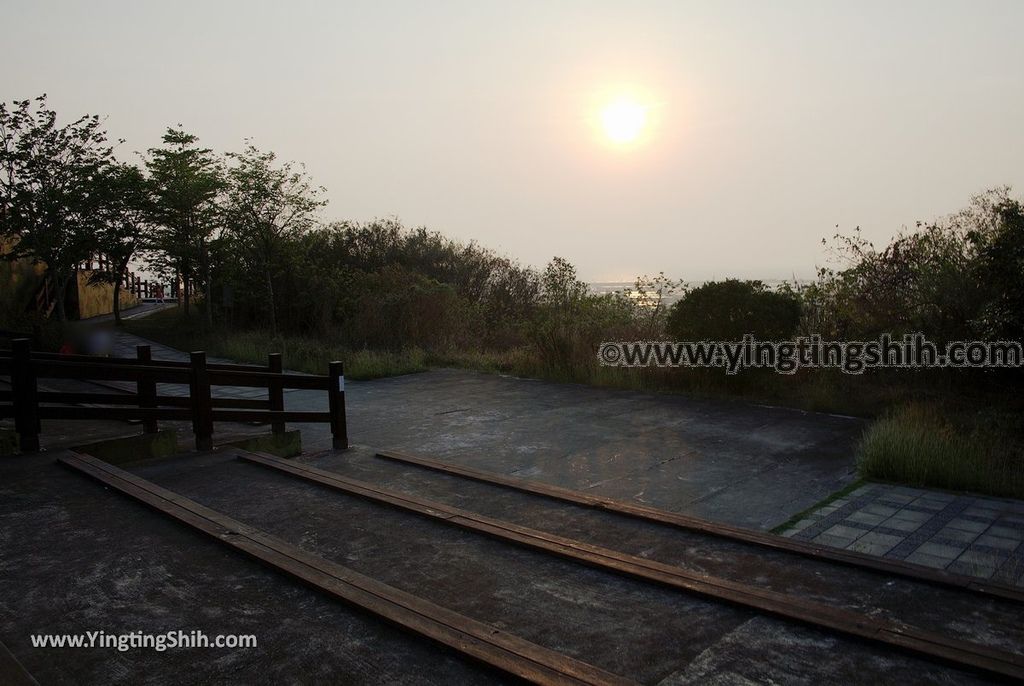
(0, 338, 347, 453)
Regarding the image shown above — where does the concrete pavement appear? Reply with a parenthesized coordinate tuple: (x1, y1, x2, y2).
(105, 329, 866, 530)
(782, 482, 1024, 585)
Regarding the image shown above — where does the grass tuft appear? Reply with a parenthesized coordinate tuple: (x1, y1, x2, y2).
(857, 402, 1024, 499)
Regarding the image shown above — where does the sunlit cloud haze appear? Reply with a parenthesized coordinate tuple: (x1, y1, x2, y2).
(3, 0, 1023, 281)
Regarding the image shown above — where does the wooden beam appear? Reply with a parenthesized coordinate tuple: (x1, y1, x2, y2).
(0, 348, 272, 373)
(241, 451, 1024, 681)
(31, 359, 192, 384)
(58, 452, 634, 686)
(375, 450, 1024, 604)
(0, 640, 37, 686)
(136, 345, 158, 434)
(207, 369, 329, 391)
(37, 406, 193, 422)
(210, 410, 330, 423)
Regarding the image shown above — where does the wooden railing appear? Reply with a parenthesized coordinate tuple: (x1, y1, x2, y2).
(78, 253, 165, 301)
(34, 275, 55, 318)
(0, 338, 348, 453)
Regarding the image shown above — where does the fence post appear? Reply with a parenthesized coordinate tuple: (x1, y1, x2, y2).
(328, 361, 348, 450)
(268, 353, 285, 434)
(189, 351, 214, 450)
(137, 344, 158, 434)
(11, 338, 40, 453)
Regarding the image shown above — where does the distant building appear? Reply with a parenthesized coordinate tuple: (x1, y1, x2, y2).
(0, 237, 151, 321)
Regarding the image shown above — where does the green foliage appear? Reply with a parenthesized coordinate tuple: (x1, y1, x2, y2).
(90, 163, 155, 272)
(806, 189, 1024, 342)
(969, 196, 1024, 339)
(215, 217, 543, 353)
(220, 142, 327, 334)
(527, 257, 637, 376)
(667, 279, 801, 341)
(346, 265, 480, 350)
(0, 95, 116, 320)
(88, 162, 157, 323)
(145, 128, 223, 320)
(0, 258, 45, 328)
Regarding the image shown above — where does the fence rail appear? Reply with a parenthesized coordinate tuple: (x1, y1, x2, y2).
(0, 339, 347, 453)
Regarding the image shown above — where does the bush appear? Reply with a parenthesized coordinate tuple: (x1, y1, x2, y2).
(345, 265, 483, 351)
(666, 279, 801, 341)
(524, 258, 640, 377)
(969, 196, 1024, 339)
(806, 189, 1024, 342)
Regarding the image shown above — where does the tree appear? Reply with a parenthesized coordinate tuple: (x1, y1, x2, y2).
(90, 163, 156, 325)
(621, 272, 686, 339)
(807, 189, 1014, 341)
(146, 128, 222, 324)
(969, 197, 1024, 339)
(221, 143, 326, 335)
(529, 257, 591, 372)
(0, 95, 115, 320)
(540, 256, 589, 313)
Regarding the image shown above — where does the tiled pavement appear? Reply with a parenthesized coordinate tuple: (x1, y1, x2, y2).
(782, 482, 1024, 586)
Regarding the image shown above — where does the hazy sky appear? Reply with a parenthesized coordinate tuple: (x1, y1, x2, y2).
(4, 1, 1023, 281)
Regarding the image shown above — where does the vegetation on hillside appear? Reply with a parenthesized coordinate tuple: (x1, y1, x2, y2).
(3, 95, 1022, 497)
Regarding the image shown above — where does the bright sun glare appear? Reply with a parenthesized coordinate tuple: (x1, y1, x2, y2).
(600, 97, 648, 144)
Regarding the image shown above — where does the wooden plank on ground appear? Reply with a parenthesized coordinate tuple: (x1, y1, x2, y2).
(241, 450, 1024, 681)
(375, 449, 1024, 604)
(0, 640, 38, 686)
(57, 452, 634, 686)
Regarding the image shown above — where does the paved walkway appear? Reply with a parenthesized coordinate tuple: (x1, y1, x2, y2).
(12, 322, 1024, 587)
(105, 331, 307, 403)
(782, 482, 1024, 585)
(102, 331, 867, 530)
(82, 301, 177, 323)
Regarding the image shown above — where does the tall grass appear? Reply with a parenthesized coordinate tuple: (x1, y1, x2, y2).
(125, 310, 428, 380)
(857, 403, 1024, 499)
(214, 331, 431, 379)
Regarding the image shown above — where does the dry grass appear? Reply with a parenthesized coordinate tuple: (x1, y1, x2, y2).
(857, 402, 1024, 499)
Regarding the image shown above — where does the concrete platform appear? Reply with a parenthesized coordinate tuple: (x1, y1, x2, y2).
(19, 333, 1014, 684)
(20, 329, 866, 529)
(2, 448, 1011, 684)
(337, 369, 864, 529)
(0, 452, 514, 686)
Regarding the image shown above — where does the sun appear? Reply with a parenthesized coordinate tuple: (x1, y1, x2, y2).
(600, 97, 648, 144)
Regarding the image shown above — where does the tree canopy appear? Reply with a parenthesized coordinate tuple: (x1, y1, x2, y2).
(0, 95, 117, 319)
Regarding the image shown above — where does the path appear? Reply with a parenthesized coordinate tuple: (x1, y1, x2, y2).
(782, 482, 1024, 585)
(105, 327, 1024, 582)
(100, 328, 864, 529)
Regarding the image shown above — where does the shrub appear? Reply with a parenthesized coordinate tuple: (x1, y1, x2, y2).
(806, 189, 1024, 342)
(525, 258, 638, 377)
(666, 279, 801, 341)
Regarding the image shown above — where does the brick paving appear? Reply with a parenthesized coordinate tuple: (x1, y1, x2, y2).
(782, 482, 1024, 585)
